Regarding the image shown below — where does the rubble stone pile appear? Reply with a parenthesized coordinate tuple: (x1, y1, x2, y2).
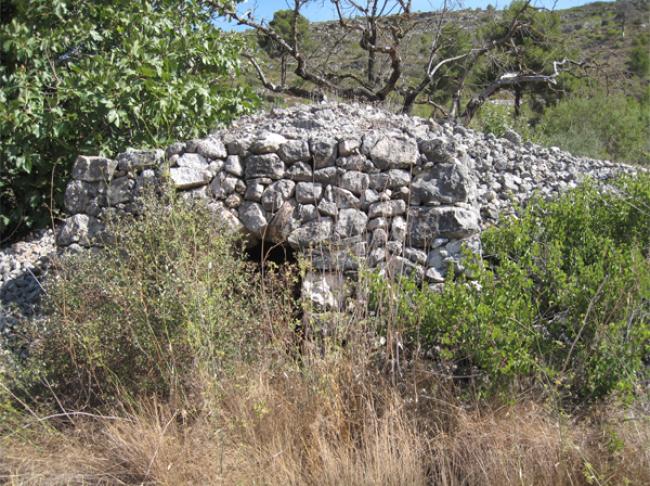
(0, 229, 55, 334)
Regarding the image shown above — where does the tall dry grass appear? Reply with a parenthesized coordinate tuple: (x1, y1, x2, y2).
(2, 346, 648, 485)
(2, 188, 649, 485)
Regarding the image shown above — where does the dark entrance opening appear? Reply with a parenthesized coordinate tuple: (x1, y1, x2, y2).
(246, 239, 305, 355)
(246, 239, 297, 267)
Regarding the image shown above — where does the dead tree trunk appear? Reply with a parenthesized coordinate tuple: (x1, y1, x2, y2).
(514, 87, 522, 118)
(281, 54, 288, 87)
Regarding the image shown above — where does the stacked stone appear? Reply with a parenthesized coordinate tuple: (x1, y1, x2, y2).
(57, 149, 166, 248)
(55, 103, 640, 309)
(470, 132, 637, 222)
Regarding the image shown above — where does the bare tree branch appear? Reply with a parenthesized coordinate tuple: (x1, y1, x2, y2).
(220, 0, 411, 102)
(244, 54, 324, 101)
(461, 58, 585, 122)
(217, 0, 583, 120)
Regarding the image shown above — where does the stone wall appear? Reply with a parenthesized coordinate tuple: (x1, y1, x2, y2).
(56, 103, 639, 309)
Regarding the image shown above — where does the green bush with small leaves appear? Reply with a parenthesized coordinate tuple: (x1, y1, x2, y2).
(0, 0, 256, 239)
(370, 175, 650, 405)
(471, 103, 513, 138)
(628, 33, 650, 78)
(8, 195, 293, 408)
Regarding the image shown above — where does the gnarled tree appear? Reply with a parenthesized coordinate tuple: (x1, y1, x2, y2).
(219, 0, 585, 123)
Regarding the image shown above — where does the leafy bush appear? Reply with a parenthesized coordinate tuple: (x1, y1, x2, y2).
(371, 176, 650, 404)
(11, 195, 294, 407)
(0, 0, 257, 239)
(531, 92, 650, 165)
(628, 33, 650, 78)
(470, 103, 513, 138)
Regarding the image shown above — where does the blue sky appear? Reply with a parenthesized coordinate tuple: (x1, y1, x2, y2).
(215, 0, 614, 30)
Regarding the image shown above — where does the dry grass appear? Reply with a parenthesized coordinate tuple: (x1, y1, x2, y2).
(2, 193, 648, 485)
(2, 353, 648, 486)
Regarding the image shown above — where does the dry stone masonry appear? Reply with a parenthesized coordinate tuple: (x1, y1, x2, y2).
(2, 103, 643, 335)
(51, 103, 638, 309)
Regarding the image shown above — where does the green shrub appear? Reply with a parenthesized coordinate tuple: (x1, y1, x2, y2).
(531, 92, 650, 165)
(471, 102, 513, 137)
(628, 33, 650, 78)
(10, 195, 293, 408)
(0, 0, 257, 239)
(370, 176, 650, 405)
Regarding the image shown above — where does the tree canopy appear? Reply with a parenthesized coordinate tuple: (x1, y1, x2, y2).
(257, 9, 310, 86)
(0, 0, 256, 239)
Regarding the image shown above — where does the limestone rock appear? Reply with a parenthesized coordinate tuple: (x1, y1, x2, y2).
(287, 161, 313, 181)
(407, 206, 480, 247)
(176, 153, 208, 169)
(261, 180, 296, 212)
(411, 162, 475, 204)
(207, 202, 244, 233)
(186, 137, 227, 159)
(288, 218, 334, 249)
(238, 202, 268, 237)
(56, 214, 104, 246)
(64, 180, 104, 215)
(386, 169, 411, 190)
(224, 155, 243, 177)
(335, 208, 368, 239)
(313, 167, 338, 185)
(296, 182, 324, 204)
(107, 177, 135, 205)
(116, 149, 163, 172)
(365, 135, 418, 170)
(71, 156, 117, 182)
(390, 216, 407, 242)
(298, 204, 319, 222)
(169, 167, 211, 189)
(245, 154, 285, 180)
(301, 271, 345, 310)
(250, 133, 287, 154)
(267, 200, 299, 243)
(165, 142, 186, 159)
(317, 199, 338, 217)
(368, 200, 406, 218)
(244, 179, 266, 202)
(337, 155, 369, 171)
(310, 137, 337, 169)
(327, 186, 361, 210)
(338, 138, 361, 156)
(278, 139, 310, 163)
(418, 139, 455, 164)
(339, 171, 369, 196)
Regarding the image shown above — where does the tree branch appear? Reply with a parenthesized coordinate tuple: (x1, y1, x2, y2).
(244, 54, 324, 101)
(461, 58, 584, 122)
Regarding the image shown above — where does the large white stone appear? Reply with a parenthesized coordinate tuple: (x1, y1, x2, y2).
(71, 156, 117, 182)
(301, 271, 345, 310)
(169, 167, 211, 189)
